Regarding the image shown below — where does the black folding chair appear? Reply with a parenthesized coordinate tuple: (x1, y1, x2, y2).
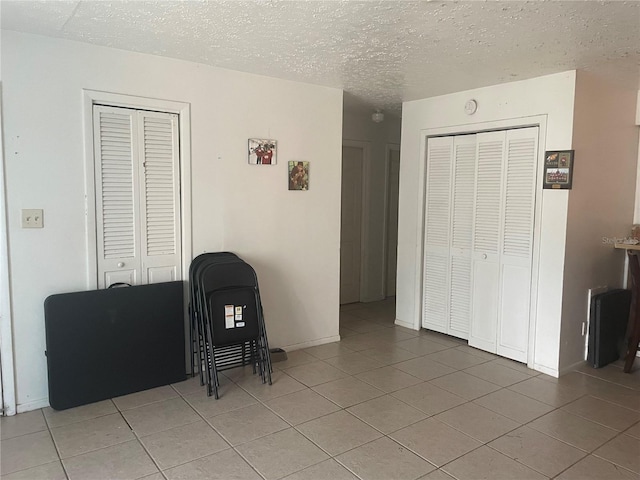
(189, 252, 272, 398)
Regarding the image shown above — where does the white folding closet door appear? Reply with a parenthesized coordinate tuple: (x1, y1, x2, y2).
(422, 135, 476, 338)
(94, 105, 181, 289)
(137, 111, 181, 284)
(469, 127, 539, 362)
(423, 127, 538, 357)
(469, 131, 506, 353)
(448, 135, 476, 338)
(94, 106, 141, 288)
(496, 127, 538, 362)
(422, 137, 453, 333)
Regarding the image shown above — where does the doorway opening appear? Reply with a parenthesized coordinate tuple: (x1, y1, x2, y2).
(340, 144, 365, 305)
(384, 145, 400, 298)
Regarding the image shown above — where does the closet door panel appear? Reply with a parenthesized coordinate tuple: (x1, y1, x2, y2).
(469, 131, 505, 353)
(138, 111, 182, 284)
(498, 264, 530, 362)
(497, 127, 538, 361)
(448, 135, 476, 338)
(94, 106, 141, 288)
(470, 260, 500, 352)
(422, 137, 453, 332)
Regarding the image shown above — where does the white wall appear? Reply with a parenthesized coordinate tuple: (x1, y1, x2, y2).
(560, 73, 639, 371)
(398, 71, 577, 376)
(342, 111, 401, 301)
(1, 31, 343, 411)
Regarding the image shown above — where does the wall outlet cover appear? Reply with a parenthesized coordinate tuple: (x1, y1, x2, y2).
(21, 209, 44, 228)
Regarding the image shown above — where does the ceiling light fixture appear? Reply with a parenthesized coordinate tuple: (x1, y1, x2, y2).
(372, 109, 384, 123)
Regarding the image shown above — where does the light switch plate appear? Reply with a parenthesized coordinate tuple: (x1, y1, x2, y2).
(21, 209, 44, 228)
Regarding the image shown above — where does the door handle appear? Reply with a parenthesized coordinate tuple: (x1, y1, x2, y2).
(117, 262, 125, 268)
(482, 254, 487, 260)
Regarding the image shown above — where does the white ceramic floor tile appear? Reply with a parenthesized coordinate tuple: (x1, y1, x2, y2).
(391, 418, 482, 467)
(1, 409, 48, 440)
(297, 410, 382, 456)
(50, 412, 134, 458)
(121, 397, 200, 436)
(1, 461, 66, 480)
(43, 400, 117, 428)
(336, 436, 435, 480)
(562, 395, 640, 431)
(434, 402, 520, 443)
(62, 440, 157, 480)
(312, 376, 385, 407)
(236, 428, 329, 480)
(488, 426, 586, 477)
(163, 448, 260, 480)
(528, 409, 618, 452)
(347, 394, 427, 434)
(140, 420, 229, 470)
(1, 431, 59, 476)
(264, 388, 341, 425)
(556, 454, 638, 480)
(593, 434, 640, 474)
(112, 385, 178, 411)
(207, 403, 289, 445)
(282, 458, 359, 480)
(442, 445, 546, 480)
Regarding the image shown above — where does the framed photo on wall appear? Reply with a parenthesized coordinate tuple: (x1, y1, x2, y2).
(543, 150, 574, 189)
(288, 161, 309, 190)
(248, 138, 277, 165)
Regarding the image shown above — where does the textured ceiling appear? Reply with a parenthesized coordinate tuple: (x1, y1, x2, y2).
(2, 1, 639, 115)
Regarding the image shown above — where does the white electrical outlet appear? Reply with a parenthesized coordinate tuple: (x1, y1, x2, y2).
(21, 209, 44, 228)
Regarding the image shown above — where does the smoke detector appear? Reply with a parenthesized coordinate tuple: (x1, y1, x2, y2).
(372, 110, 384, 123)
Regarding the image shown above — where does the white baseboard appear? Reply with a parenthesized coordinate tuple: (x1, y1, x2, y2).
(17, 397, 50, 414)
(533, 363, 560, 378)
(394, 319, 418, 330)
(280, 335, 341, 352)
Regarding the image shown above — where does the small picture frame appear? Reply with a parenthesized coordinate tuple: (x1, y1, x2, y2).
(543, 150, 574, 189)
(248, 138, 277, 165)
(288, 161, 309, 191)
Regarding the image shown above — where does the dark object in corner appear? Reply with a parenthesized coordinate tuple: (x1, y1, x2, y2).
(44, 281, 186, 410)
(269, 348, 288, 363)
(588, 289, 631, 368)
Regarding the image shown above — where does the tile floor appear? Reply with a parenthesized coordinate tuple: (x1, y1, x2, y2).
(2, 298, 640, 479)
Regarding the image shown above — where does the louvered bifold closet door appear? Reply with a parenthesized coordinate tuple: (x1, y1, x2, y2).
(469, 131, 506, 354)
(94, 106, 141, 288)
(137, 111, 181, 284)
(497, 127, 538, 362)
(422, 137, 453, 333)
(448, 135, 476, 338)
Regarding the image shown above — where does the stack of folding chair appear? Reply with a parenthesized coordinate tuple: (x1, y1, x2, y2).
(188, 252, 272, 398)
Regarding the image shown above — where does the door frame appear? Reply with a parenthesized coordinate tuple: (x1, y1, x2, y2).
(0, 87, 17, 416)
(416, 115, 547, 369)
(82, 90, 192, 290)
(382, 143, 400, 298)
(341, 140, 370, 303)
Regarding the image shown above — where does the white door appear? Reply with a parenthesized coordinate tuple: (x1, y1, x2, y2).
(422, 137, 453, 333)
(386, 148, 400, 297)
(422, 135, 476, 338)
(469, 127, 538, 362)
(94, 105, 181, 288)
(497, 127, 539, 362)
(340, 146, 363, 304)
(137, 111, 181, 284)
(469, 131, 506, 353)
(448, 135, 477, 339)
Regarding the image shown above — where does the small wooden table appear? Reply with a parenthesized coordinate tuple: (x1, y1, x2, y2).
(614, 243, 640, 372)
